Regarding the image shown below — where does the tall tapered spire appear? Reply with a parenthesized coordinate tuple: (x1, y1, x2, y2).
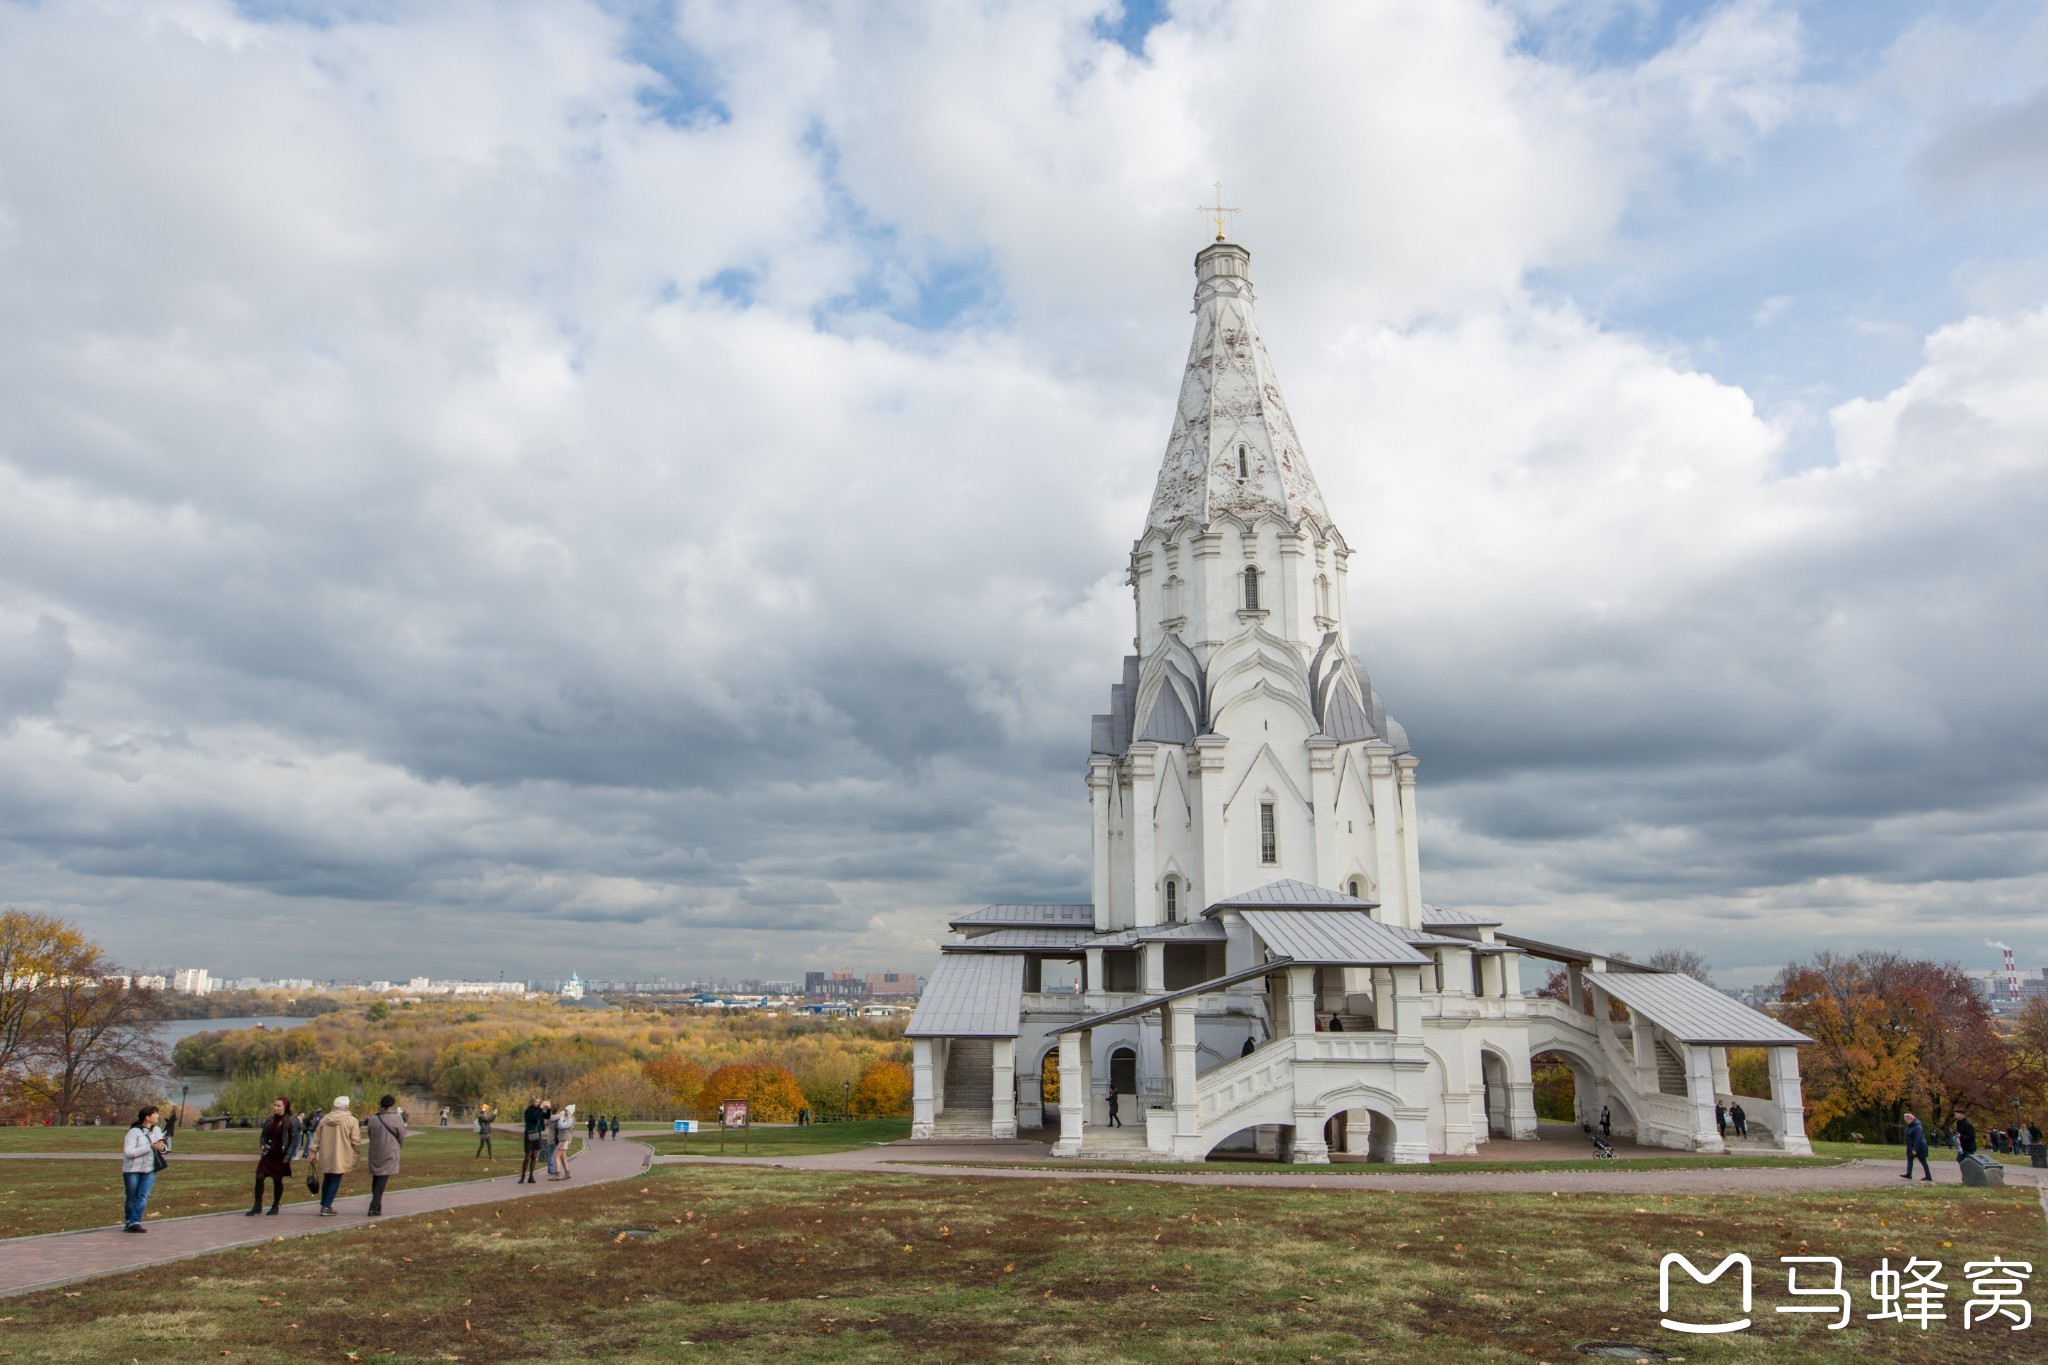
(1145, 241, 1331, 535)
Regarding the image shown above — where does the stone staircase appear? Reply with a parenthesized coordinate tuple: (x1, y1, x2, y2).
(933, 1039, 995, 1139)
(1075, 1126, 1154, 1160)
(1655, 1042, 1688, 1097)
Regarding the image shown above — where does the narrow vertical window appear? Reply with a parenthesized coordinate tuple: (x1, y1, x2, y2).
(1348, 879, 1361, 899)
(1237, 445, 1248, 479)
(1164, 880, 1178, 921)
(1243, 566, 1260, 611)
(1259, 802, 1278, 865)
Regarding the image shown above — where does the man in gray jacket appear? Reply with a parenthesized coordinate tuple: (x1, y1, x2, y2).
(1901, 1111, 1931, 1182)
(365, 1095, 408, 1216)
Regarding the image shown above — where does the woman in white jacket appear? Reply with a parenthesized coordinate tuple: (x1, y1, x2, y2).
(120, 1105, 166, 1232)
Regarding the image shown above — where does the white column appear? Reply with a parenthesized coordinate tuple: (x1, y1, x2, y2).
(912, 1038, 936, 1140)
(1053, 1031, 1085, 1156)
(1308, 739, 1337, 884)
(990, 1038, 1017, 1140)
(1710, 1047, 1732, 1102)
(1170, 998, 1200, 1152)
(1285, 965, 1318, 1037)
(1396, 757, 1423, 928)
(1088, 759, 1114, 929)
(1084, 948, 1106, 1007)
(1130, 744, 1160, 926)
(1769, 1047, 1813, 1155)
(1686, 1044, 1724, 1152)
(1506, 1045, 1540, 1140)
(1192, 736, 1229, 912)
(1367, 751, 1402, 926)
(1141, 942, 1165, 993)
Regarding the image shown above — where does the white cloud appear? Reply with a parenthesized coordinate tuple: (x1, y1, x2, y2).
(0, 0, 2042, 980)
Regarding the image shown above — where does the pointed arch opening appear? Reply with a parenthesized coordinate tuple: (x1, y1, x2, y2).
(1243, 565, 1261, 611)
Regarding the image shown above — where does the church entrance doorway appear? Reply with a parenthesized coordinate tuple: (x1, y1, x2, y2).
(1108, 1047, 1137, 1115)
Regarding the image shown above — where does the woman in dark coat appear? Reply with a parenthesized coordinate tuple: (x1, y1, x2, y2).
(248, 1095, 294, 1216)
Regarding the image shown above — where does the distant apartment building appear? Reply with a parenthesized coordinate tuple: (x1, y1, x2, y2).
(403, 976, 527, 997)
(170, 967, 213, 995)
(865, 971, 920, 998)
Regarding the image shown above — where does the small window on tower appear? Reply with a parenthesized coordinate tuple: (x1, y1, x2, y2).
(1164, 880, 1178, 921)
(1348, 879, 1361, 899)
(1243, 566, 1260, 611)
(1237, 445, 1248, 479)
(1260, 802, 1278, 865)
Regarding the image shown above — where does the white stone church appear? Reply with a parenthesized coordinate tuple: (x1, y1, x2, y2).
(908, 236, 1811, 1164)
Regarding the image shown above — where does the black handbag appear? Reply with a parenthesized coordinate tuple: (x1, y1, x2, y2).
(151, 1147, 168, 1173)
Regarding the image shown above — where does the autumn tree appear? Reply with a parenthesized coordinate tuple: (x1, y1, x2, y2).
(848, 1060, 913, 1117)
(17, 971, 166, 1122)
(0, 909, 96, 1097)
(701, 1061, 806, 1122)
(1775, 951, 2018, 1143)
(642, 1055, 707, 1109)
(1645, 947, 1714, 986)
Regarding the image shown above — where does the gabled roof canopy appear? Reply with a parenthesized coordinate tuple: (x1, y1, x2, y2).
(1201, 878, 1379, 917)
(1240, 910, 1430, 966)
(1587, 970, 1811, 1046)
(947, 904, 1095, 932)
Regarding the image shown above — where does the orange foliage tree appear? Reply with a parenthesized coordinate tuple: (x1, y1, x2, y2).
(1776, 951, 2020, 1143)
(848, 1060, 912, 1117)
(643, 1055, 708, 1109)
(702, 1061, 806, 1122)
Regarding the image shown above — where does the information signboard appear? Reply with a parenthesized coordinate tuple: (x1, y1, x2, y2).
(721, 1100, 750, 1129)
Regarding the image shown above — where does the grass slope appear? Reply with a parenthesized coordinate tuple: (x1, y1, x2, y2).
(3, 1164, 2039, 1362)
(636, 1117, 910, 1157)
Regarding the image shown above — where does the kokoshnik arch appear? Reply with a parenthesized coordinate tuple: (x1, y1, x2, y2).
(907, 235, 1813, 1163)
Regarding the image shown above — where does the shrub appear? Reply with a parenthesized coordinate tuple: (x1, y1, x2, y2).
(848, 1060, 913, 1117)
(701, 1061, 806, 1122)
(642, 1055, 708, 1108)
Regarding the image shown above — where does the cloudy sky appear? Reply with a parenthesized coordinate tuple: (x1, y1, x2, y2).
(2, 0, 2045, 987)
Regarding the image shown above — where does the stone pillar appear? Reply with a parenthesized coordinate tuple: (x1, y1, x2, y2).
(912, 1038, 936, 1140)
(1566, 965, 1587, 1015)
(1141, 942, 1165, 993)
(1084, 948, 1106, 1006)
(1396, 757, 1423, 928)
(1088, 758, 1114, 928)
(1342, 1109, 1372, 1153)
(1129, 744, 1159, 926)
(1769, 1047, 1813, 1155)
(1285, 965, 1318, 1038)
(1390, 966, 1424, 1040)
(1192, 735, 1229, 912)
(1289, 1103, 1331, 1164)
(1710, 1047, 1731, 1102)
(1440, 946, 1472, 998)
(1169, 998, 1200, 1150)
(1367, 750, 1403, 926)
(1308, 739, 1337, 884)
(990, 1038, 1017, 1139)
(1685, 1044, 1724, 1152)
(1506, 1048, 1540, 1141)
(1017, 1049, 1044, 1130)
(1501, 950, 1523, 999)
(1053, 1031, 1085, 1157)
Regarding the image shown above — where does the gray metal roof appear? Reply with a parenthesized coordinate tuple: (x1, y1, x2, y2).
(941, 927, 1092, 953)
(1494, 932, 1654, 971)
(1077, 920, 1229, 950)
(1239, 910, 1431, 966)
(1403, 929, 1512, 953)
(1421, 905, 1502, 928)
(1203, 878, 1379, 916)
(905, 952, 1026, 1038)
(947, 903, 1095, 931)
(1586, 970, 1811, 1046)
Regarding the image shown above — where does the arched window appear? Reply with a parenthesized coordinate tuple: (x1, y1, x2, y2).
(1237, 445, 1249, 479)
(1259, 801, 1278, 865)
(1347, 879, 1361, 899)
(1109, 1047, 1138, 1097)
(1164, 880, 1179, 921)
(1162, 574, 1183, 621)
(1316, 574, 1331, 619)
(1243, 565, 1260, 611)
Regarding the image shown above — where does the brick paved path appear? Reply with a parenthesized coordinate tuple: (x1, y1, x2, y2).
(0, 1134, 651, 1298)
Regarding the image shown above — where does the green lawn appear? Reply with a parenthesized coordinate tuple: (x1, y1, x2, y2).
(1810, 1139, 2039, 1167)
(640, 1117, 911, 1157)
(2, 1164, 2039, 1362)
(0, 1129, 513, 1237)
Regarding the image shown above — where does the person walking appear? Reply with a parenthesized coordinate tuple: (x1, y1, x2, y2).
(1714, 1101, 1728, 1139)
(552, 1104, 577, 1178)
(439, 1106, 450, 1128)
(312, 1095, 362, 1216)
(474, 1105, 495, 1160)
(1599, 1105, 1611, 1140)
(587, 1110, 597, 1142)
(1105, 1085, 1122, 1128)
(1731, 1102, 1748, 1139)
(520, 1097, 546, 1183)
(120, 1105, 167, 1233)
(365, 1095, 407, 1217)
(1955, 1111, 1978, 1159)
(539, 1101, 558, 1178)
(248, 1096, 295, 1216)
(1901, 1111, 1933, 1182)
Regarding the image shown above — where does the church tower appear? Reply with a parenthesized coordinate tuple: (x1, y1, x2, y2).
(1088, 239, 1422, 934)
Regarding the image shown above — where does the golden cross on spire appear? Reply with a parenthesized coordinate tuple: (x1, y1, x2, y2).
(1197, 182, 1239, 241)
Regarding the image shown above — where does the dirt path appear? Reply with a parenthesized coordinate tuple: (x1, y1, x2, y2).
(0, 1135, 652, 1299)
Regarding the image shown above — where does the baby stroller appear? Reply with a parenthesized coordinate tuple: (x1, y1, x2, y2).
(1590, 1134, 1616, 1159)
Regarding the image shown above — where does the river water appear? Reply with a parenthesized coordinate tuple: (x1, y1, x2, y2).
(149, 1015, 313, 1108)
